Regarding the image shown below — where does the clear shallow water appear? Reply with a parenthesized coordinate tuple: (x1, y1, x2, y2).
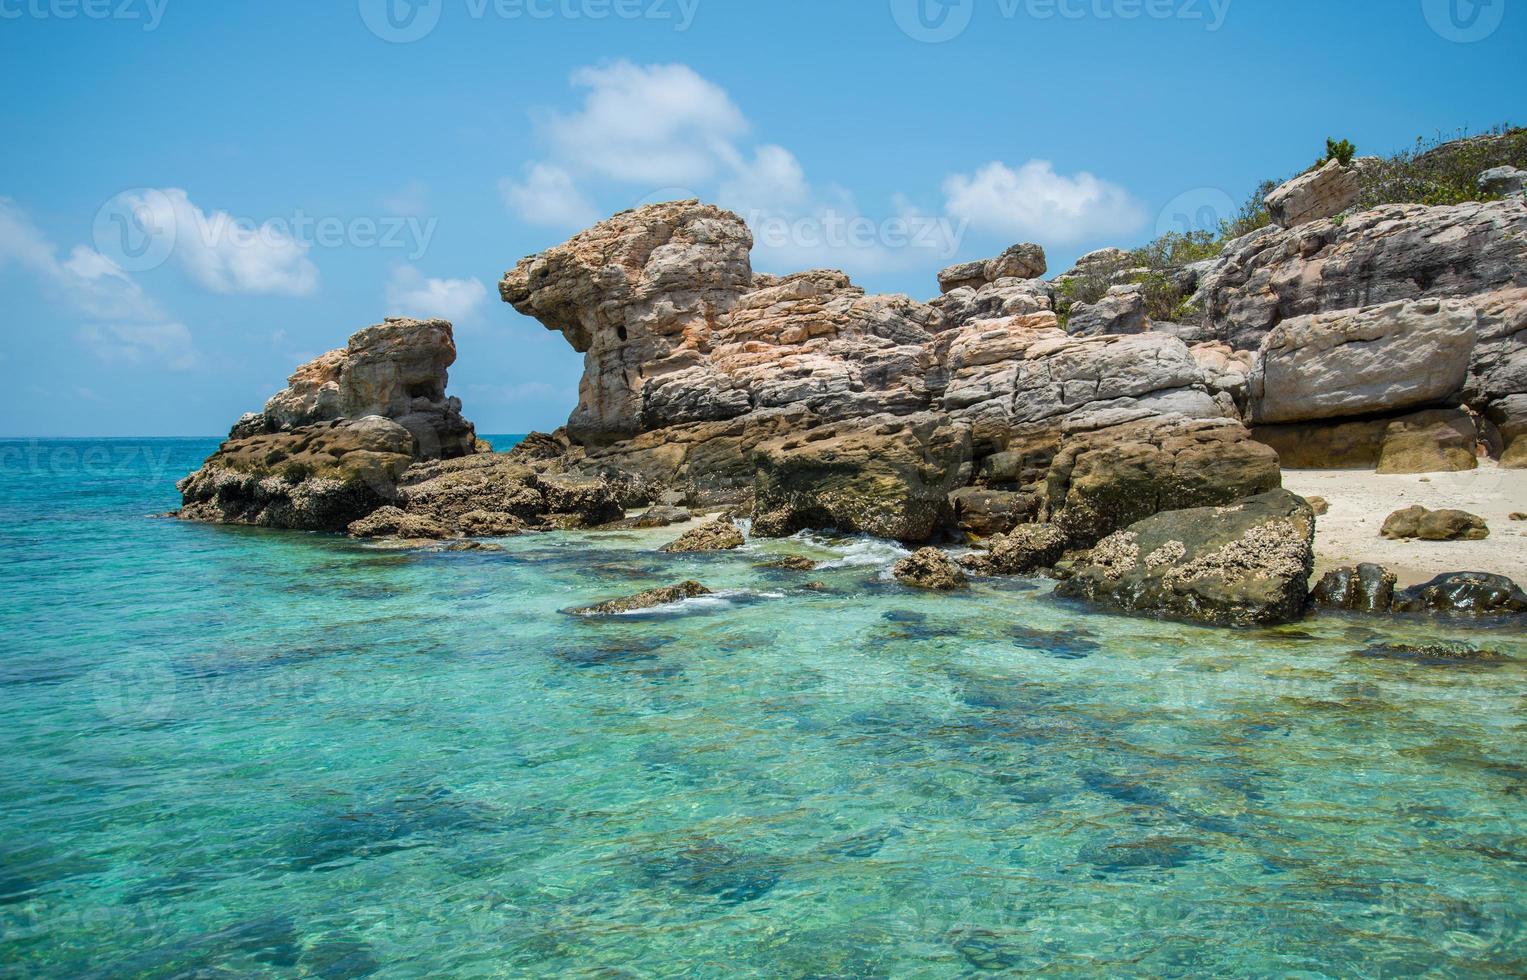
(1, 437, 1524, 977)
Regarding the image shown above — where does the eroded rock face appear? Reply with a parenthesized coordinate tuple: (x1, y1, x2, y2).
(751, 413, 972, 542)
(1057, 489, 1316, 626)
(1195, 199, 1527, 353)
(1065, 283, 1147, 337)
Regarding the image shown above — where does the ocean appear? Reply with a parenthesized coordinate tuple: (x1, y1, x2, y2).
(2, 437, 1524, 976)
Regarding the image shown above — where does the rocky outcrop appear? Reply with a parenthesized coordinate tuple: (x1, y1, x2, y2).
(1479, 166, 1527, 197)
(346, 506, 451, 541)
(1248, 299, 1477, 424)
(937, 243, 1046, 293)
(751, 413, 972, 542)
(179, 319, 477, 531)
(1263, 159, 1360, 228)
(948, 487, 1040, 538)
(659, 520, 745, 553)
(1195, 199, 1527, 354)
(177, 416, 420, 531)
(1380, 506, 1489, 541)
(386, 453, 624, 536)
(566, 581, 713, 616)
(254, 317, 475, 459)
(1056, 489, 1316, 626)
(892, 548, 969, 590)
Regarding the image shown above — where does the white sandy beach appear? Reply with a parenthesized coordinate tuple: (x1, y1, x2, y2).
(1283, 464, 1526, 587)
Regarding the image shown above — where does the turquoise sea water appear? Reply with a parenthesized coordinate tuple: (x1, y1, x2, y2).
(1, 437, 1525, 977)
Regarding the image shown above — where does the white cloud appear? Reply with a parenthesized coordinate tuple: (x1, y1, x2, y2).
(385, 265, 489, 322)
(544, 61, 748, 184)
(0, 197, 164, 322)
(124, 188, 318, 296)
(942, 160, 1147, 245)
(79, 323, 201, 371)
(500, 163, 600, 229)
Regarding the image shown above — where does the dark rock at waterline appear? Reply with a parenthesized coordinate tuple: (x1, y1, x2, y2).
(565, 581, 712, 616)
(600, 505, 693, 530)
(1391, 572, 1527, 617)
(757, 555, 819, 571)
(1057, 490, 1315, 627)
(958, 523, 1067, 576)
(1310, 563, 1398, 614)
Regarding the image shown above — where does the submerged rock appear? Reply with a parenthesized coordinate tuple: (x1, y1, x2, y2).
(659, 520, 745, 553)
(893, 548, 969, 591)
(1057, 489, 1316, 626)
(566, 581, 713, 616)
(1354, 642, 1511, 665)
(757, 555, 819, 571)
(1380, 506, 1490, 541)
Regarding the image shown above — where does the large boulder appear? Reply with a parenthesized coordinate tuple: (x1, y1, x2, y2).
(751, 413, 972, 542)
(1065, 283, 1147, 337)
(1056, 489, 1317, 627)
(958, 523, 1068, 576)
(1248, 299, 1478, 424)
(394, 453, 624, 534)
(659, 520, 745, 553)
(1263, 159, 1360, 228)
(1310, 564, 1398, 614)
(1041, 416, 1283, 546)
(937, 243, 1046, 294)
(1380, 506, 1489, 541)
(893, 548, 969, 590)
(1251, 407, 1479, 472)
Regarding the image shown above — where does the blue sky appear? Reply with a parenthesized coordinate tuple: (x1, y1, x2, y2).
(1, 0, 1522, 436)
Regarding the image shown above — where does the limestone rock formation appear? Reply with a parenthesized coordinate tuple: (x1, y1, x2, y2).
(892, 548, 969, 590)
(179, 318, 477, 531)
(1263, 159, 1361, 228)
(1056, 489, 1316, 626)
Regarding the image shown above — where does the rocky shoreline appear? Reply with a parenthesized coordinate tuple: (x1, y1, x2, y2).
(176, 145, 1527, 629)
